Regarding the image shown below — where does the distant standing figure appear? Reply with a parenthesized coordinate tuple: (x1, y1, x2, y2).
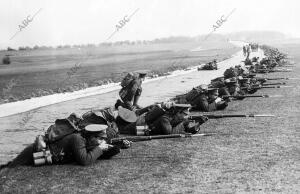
(246, 44, 251, 59)
(243, 46, 247, 57)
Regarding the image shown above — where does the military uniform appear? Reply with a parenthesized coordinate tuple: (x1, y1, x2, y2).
(49, 133, 105, 165)
(80, 107, 119, 139)
(201, 60, 218, 70)
(117, 104, 202, 135)
(119, 70, 147, 110)
(239, 78, 258, 94)
(191, 88, 228, 112)
(5, 132, 119, 167)
(5, 115, 120, 168)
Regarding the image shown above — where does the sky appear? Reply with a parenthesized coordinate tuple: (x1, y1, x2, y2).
(0, 0, 299, 49)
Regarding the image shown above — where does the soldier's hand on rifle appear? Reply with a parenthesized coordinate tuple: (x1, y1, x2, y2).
(98, 140, 111, 151)
(214, 97, 222, 103)
(161, 101, 175, 109)
(112, 139, 132, 149)
(222, 95, 231, 102)
(121, 139, 132, 149)
(188, 115, 208, 124)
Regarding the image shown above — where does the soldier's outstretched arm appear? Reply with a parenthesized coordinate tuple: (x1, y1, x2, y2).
(71, 134, 103, 166)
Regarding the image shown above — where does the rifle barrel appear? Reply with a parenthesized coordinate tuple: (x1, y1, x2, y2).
(190, 114, 275, 119)
(262, 82, 286, 86)
(109, 133, 213, 144)
(246, 85, 292, 89)
(223, 95, 268, 98)
(256, 77, 294, 80)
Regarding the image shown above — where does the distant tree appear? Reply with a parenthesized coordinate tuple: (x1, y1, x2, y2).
(39, 46, 51, 50)
(63, 45, 71, 48)
(7, 47, 16, 51)
(18, 46, 26, 51)
(2, 55, 11, 64)
(72, 44, 81, 48)
(87, 44, 96, 47)
(33, 45, 39, 50)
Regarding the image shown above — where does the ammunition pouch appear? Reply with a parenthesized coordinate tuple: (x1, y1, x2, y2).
(33, 150, 52, 166)
(33, 135, 52, 166)
(136, 125, 150, 136)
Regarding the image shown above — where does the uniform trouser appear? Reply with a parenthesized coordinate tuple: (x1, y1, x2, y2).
(133, 92, 141, 106)
(125, 101, 134, 110)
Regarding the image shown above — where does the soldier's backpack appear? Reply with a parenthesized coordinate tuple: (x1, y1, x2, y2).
(120, 72, 139, 88)
(119, 72, 139, 100)
(45, 114, 81, 143)
(186, 87, 206, 102)
(224, 67, 237, 79)
(211, 77, 225, 88)
(33, 114, 81, 166)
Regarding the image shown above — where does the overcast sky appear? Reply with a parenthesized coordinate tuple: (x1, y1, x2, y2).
(0, 0, 299, 49)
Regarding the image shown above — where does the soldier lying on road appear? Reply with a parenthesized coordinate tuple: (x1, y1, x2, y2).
(2, 113, 130, 168)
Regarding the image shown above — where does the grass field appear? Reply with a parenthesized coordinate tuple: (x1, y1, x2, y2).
(0, 40, 238, 104)
(0, 44, 299, 193)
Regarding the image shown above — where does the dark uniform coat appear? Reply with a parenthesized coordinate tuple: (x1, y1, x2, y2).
(5, 133, 118, 168)
(119, 78, 142, 110)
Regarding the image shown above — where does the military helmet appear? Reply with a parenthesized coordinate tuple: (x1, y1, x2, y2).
(85, 124, 107, 138)
(134, 69, 149, 75)
(118, 106, 137, 123)
(85, 124, 107, 132)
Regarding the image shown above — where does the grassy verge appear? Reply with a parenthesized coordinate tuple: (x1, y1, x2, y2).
(0, 44, 238, 104)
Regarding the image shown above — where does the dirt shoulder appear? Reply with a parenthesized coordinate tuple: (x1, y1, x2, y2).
(0, 45, 299, 193)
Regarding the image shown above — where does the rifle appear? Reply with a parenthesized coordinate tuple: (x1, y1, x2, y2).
(262, 82, 286, 86)
(256, 69, 292, 72)
(241, 85, 292, 89)
(188, 114, 275, 119)
(109, 133, 215, 144)
(221, 94, 281, 98)
(256, 77, 299, 81)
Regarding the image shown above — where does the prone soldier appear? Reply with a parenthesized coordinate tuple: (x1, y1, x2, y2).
(115, 103, 208, 136)
(181, 85, 228, 112)
(3, 113, 127, 168)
